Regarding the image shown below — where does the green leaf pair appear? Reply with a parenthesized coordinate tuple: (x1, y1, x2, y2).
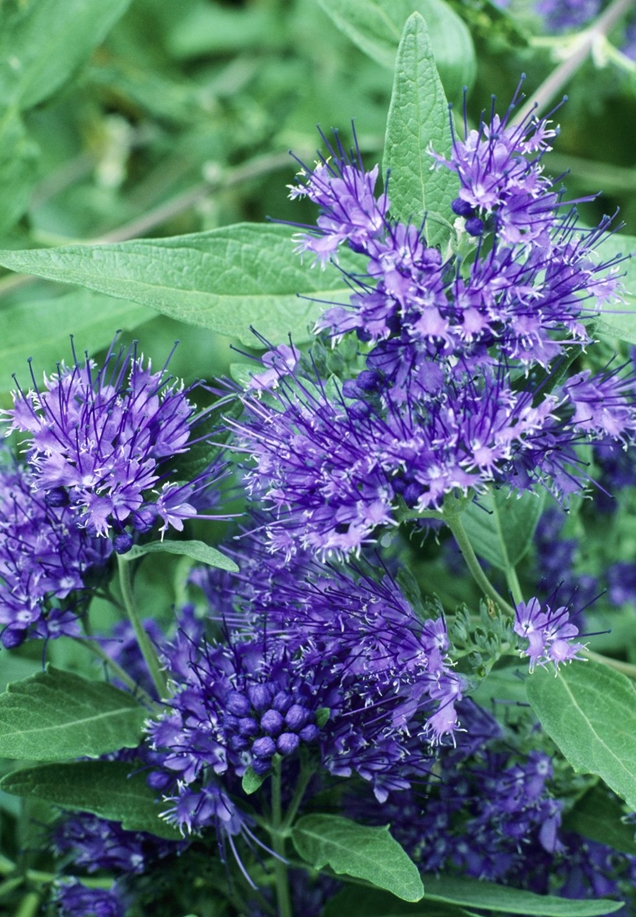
(0, 665, 175, 839)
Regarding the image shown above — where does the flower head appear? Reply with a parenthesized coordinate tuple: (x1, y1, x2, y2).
(514, 596, 586, 671)
(148, 543, 463, 805)
(0, 456, 112, 648)
(53, 878, 125, 917)
(4, 339, 222, 550)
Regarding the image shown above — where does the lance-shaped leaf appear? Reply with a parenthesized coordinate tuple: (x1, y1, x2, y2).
(527, 660, 636, 811)
(383, 13, 457, 248)
(422, 874, 623, 916)
(0, 761, 178, 840)
(124, 539, 238, 572)
(0, 667, 148, 761)
(292, 814, 424, 902)
(323, 881, 623, 917)
(461, 488, 546, 572)
(0, 224, 363, 347)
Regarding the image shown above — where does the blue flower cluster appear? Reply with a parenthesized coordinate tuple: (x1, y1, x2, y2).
(0, 340, 223, 647)
(146, 547, 463, 831)
(234, 107, 633, 561)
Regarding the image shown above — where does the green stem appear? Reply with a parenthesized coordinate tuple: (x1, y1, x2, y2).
(280, 761, 313, 833)
(512, 0, 635, 123)
(505, 566, 524, 607)
(14, 891, 41, 917)
(443, 512, 515, 617)
(72, 637, 158, 710)
(117, 555, 169, 700)
(270, 762, 292, 917)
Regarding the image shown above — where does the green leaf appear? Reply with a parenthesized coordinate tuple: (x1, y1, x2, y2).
(0, 666, 147, 761)
(0, 760, 179, 840)
(420, 874, 624, 916)
(383, 13, 457, 248)
(564, 785, 636, 857)
(241, 766, 266, 796)
(527, 660, 636, 811)
(461, 487, 546, 572)
(123, 539, 238, 572)
(0, 289, 152, 391)
(315, 707, 331, 728)
(323, 886, 466, 917)
(322, 877, 623, 917)
(0, 0, 132, 109)
(292, 814, 424, 902)
(0, 106, 39, 234)
(0, 225, 363, 346)
(316, 0, 475, 98)
(594, 232, 636, 344)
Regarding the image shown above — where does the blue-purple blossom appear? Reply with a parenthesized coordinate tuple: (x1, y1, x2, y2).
(147, 548, 463, 808)
(292, 125, 620, 369)
(4, 340, 221, 550)
(52, 812, 176, 876)
(0, 456, 112, 648)
(234, 349, 636, 558)
(514, 596, 586, 670)
(535, 0, 601, 32)
(53, 878, 125, 917)
(533, 506, 598, 608)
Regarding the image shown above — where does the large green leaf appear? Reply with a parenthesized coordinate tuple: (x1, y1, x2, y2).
(0, 0, 132, 110)
(0, 289, 152, 389)
(292, 814, 424, 902)
(527, 660, 636, 811)
(316, 0, 475, 98)
(461, 488, 546, 572)
(564, 785, 636, 857)
(421, 875, 624, 916)
(0, 760, 178, 839)
(0, 107, 39, 234)
(124, 539, 238, 572)
(0, 224, 362, 346)
(383, 13, 457, 247)
(0, 666, 147, 761)
(594, 232, 636, 344)
(323, 881, 623, 917)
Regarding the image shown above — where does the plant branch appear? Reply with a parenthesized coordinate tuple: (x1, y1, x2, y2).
(512, 0, 635, 123)
(443, 511, 516, 616)
(270, 761, 292, 917)
(72, 636, 158, 710)
(0, 149, 306, 300)
(117, 555, 169, 700)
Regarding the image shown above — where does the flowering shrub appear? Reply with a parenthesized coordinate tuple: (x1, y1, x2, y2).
(0, 2, 636, 917)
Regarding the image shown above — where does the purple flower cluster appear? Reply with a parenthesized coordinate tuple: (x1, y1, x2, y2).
(296, 125, 618, 367)
(233, 109, 635, 560)
(0, 457, 112, 648)
(53, 879, 124, 917)
(514, 596, 586, 670)
(535, 0, 601, 32)
(4, 340, 217, 554)
(52, 812, 174, 876)
(146, 547, 463, 826)
(350, 704, 636, 898)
